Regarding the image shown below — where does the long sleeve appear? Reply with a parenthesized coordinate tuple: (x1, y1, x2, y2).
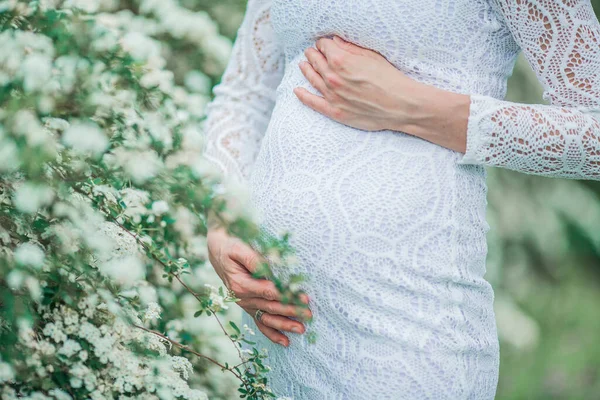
(457, 0, 600, 180)
(202, 0, 284, 185)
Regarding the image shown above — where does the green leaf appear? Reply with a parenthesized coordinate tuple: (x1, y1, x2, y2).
(229, 321, 240, 333)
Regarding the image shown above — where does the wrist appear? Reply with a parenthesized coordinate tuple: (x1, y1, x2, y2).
(392, 82, 470, 153)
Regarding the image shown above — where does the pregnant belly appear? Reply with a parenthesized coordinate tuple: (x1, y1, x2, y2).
(249, 95, 497, 369)
(249, 94, 490, 286)
(249, 95, 496, 366)
(245, 94, 499, 398)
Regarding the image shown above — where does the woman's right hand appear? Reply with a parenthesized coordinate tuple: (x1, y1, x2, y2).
(207, 226, 312, 347)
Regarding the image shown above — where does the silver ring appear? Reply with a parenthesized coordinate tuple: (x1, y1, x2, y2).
(255, 309, 265, 322)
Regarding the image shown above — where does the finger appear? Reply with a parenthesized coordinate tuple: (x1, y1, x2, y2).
(299, 61, 329, 95)
(255, 318, 289, 346)
(237, 298, 313, 320)
(293, 87, 343, 121)
(300, 292, 310, 305)
(304, 46, 330, 77)
(333, 35, 386, 60)
(231, 274, 283, 301)
(332, 35, 362, 54)
(228, 240, 268, 275)
(316, 37, 347, 72)
(315, 37, 338, 59)
(260, 312, 306, 334)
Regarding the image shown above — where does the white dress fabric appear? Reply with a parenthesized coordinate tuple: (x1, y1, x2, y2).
(203, 0, 600, 398)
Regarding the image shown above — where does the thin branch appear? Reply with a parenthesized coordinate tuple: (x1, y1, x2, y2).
(133, 324, 243, 381)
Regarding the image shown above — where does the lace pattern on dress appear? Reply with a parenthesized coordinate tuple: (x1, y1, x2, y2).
(459, 0, 600, 179)
(203, 0, 284, 184)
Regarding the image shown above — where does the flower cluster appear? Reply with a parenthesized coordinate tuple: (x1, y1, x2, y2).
(0, 1, 307, 399)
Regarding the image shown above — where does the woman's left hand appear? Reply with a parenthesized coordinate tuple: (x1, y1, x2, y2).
(294, 35, 470, 153)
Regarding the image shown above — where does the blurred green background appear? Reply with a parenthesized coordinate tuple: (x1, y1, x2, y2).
(202, 1, 600, 398)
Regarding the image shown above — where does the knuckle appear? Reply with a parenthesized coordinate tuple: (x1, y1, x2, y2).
(259, 312, 272, 325)
(328, 91, 342, 104)
(325, 73, 342, 89)
(243, 252, 258, 269)
(236, 299, 247, 308)
(256, 323, 268, 334)
(262, 287, 276, 300)
(229, 281, 246, 297)
(265, 302, 279, 314)
(331, 107, 345, 120)
(228, 241, 244, 257)
(329, 54, 345, 69)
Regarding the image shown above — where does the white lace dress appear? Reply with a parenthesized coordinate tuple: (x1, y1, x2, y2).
(203, 0, 600, 398)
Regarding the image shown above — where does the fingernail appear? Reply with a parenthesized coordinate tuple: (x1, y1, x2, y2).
(292, 326, 303, 334)
(278, 340, 288, 346)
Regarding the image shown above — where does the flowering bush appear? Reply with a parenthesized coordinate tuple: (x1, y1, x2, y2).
(0, 1, 307, 399)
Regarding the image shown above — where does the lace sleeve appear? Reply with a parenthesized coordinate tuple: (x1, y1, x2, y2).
(203, 0, 284, 185)
(457, 0, 600, 180)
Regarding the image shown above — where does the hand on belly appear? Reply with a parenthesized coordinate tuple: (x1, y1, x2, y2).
(293, 35, 471, 153)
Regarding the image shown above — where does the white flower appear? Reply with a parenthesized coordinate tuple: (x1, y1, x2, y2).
(144, 302, 162, 321)
(184, 70, 211, 94)
(203, 35, 232, 69)
(42, 322, 67, 343)
(172, 207, 197, 238)
(171, 356, 193, 380)
(63, 0, 100, 13)
(22, 53, 52, 92)
(6, 270, 24, 289)
(13, 183, 55, 213)
(0, 361, 15, 383)
(140, 68, 173, 93)
(14, 243, 45, 269)
(25, 276, 42, 301)
(99, 256, 146, 287)
(243, 324, 255, 336)
(151, 200, 169, 215)
(137, 283, 158, 305)
(44, 117, 70, 132)
(58, 339, 82, 358)
(0, 139, 19, 172)
(12, 110, 48, 146)
(204, 283, 228, 312)
(113, 149, 162, 183)
(48, 389, 72, 400)
(119, 188, 150, 223)
(62, 121, 109, 156)
(120, 32, 160, 62)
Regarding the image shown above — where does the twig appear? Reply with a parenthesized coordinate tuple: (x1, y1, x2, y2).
(133, 324, 243, 381)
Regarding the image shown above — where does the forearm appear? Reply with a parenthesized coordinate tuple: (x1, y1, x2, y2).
(395, 84, 600, 180)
